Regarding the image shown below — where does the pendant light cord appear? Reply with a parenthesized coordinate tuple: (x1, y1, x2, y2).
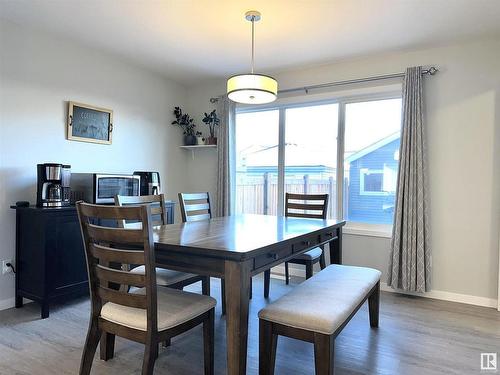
(251, 16, 255, 74)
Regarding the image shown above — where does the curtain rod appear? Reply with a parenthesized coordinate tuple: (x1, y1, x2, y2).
(209, 66, 438, 103)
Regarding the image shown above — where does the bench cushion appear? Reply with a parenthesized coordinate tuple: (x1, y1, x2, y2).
(258, 265, 381, 335)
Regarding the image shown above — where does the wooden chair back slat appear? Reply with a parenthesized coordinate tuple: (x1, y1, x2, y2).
(287, 203, 327, 211)
(77, 201, 158, 333)
(150, 206, 163, 216)
(285, 212, 326, 220)
(286, 193, 329, 201)
(96, 265, 146, 287)
(179, 192, 210, 201)
(78, 203, 144, 221)
(285, 193, 329, 220)
(115, 194, 168, 228)
(87, 224, 144, 244)
(185, 203, 210, 212)
(90, 243, 145, 264)
(98, 286, 148, 309)
(178, 192, 213, 222)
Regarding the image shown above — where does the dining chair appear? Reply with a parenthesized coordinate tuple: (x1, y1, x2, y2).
(76, 201, 215, 375)
(279, 193, 329, 285)
(178, 192, 258, 314)
(115, 194, 210, 296)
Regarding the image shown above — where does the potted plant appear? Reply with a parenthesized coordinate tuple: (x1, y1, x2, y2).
(195, 131, 205, 145)
(202, 109, 220, 145)
(172, 106, 197, 145)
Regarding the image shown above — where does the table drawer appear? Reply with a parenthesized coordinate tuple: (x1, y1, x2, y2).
(254, 246, 293, 269)
(319, 230, 337, 244)
(292, 234, 320, 253)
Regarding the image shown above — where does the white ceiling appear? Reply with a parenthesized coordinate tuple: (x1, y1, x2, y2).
(2, 0, 500, 86)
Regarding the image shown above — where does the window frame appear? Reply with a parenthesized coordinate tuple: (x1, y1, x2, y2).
(234, 90, 402, 230)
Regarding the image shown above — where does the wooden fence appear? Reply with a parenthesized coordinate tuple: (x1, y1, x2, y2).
(235, 173, 342, 219)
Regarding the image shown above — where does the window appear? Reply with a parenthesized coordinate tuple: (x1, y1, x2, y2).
(284, 104, 338, 218)
(360, 169, 384, 195)
(234, 110, 279, 215)
(344, 98, 402, 224)
(234, 95, 402, 226)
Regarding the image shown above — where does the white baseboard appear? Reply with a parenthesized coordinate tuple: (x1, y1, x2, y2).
(271, 268, 498, 309)
(0, 297, 15, 311)
(0, 297, 32, 312)
(379, 282, 498, 308)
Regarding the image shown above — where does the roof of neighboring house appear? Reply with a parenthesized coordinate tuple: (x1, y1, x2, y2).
(345, 132, 400, 164)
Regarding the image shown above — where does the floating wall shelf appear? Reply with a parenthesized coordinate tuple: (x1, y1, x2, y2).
(180, 144, 217, 159)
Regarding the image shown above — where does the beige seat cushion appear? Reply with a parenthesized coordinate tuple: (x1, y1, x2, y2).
(258, 264, 381, 335)
(292, 246, 323, 261)
(101, 287, 216, 331)
(130, 265, 197, 286)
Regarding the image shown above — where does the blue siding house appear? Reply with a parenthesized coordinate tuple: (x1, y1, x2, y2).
(345, 133, 400, 224)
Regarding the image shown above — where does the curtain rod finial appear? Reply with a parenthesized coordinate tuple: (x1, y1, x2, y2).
(427, 67, 438, 75)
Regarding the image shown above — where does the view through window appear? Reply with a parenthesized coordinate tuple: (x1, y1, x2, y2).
(285, 104, 338, 218)
(234, 97, 402, 225)
(344, 98, 402, 224)
(234, 110, 279, 215)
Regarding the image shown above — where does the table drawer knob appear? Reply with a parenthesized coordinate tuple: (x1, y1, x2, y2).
(302, 240, 311, 246)
(325, 233, 333, 237)
(268, 253, 279, 260)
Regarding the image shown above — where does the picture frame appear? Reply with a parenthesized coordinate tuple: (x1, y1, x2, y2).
(67, 101, 113, 145)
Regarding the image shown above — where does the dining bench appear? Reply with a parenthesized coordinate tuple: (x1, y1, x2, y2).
(258, 264, 381, 375)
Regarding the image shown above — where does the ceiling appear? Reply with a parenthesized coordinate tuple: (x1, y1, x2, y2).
(2, 0, 500, 86)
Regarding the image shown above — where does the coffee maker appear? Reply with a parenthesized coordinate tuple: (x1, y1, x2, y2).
(37, 163, 71, 207)
(133, 171, 161, 196)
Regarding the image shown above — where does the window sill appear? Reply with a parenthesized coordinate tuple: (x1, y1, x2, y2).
(343, 222, 392, 238)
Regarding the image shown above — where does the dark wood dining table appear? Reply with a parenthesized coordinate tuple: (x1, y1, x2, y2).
(152, 214, 345, 375)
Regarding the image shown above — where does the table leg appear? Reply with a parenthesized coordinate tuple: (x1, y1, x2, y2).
(329, 227, 343, 265)
(225, 260, 252, 375)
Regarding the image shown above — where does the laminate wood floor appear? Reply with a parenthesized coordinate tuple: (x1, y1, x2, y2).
(0, 275, 498, 375)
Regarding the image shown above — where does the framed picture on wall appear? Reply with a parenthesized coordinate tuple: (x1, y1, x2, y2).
(67, 101, 113, 145)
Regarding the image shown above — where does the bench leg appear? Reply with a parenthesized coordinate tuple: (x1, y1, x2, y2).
(314, 333, 334, 375)
(368, 281, 380, 328)
(259, 320, 277, 375)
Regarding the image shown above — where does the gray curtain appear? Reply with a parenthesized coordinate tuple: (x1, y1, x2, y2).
(387, 66, 431, 292)
(215, 95, 235, 217)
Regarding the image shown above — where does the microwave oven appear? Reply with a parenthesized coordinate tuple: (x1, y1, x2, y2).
(71, 173, 140, 204)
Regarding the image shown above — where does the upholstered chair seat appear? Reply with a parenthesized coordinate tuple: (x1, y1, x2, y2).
(130, 265, 197, 287)
(101, 287, 216, 331)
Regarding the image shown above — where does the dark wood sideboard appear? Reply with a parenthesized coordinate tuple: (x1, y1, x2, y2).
(11, 202, 175, 319)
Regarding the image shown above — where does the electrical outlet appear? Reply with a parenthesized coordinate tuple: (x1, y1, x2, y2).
(2, 259, 13, 275)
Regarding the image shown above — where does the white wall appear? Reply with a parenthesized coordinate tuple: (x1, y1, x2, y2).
(0, 21, 190, 307)
(186, 38, 500, 307)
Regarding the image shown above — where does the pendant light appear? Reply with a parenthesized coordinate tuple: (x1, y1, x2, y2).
(227, 11, 278, 104)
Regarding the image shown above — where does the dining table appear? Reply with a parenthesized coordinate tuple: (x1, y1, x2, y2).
(152, 214, 345, 375)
